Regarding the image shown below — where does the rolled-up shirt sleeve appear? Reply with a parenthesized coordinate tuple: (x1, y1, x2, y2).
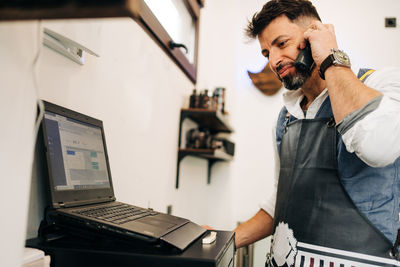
(259, 124, 280, 218)
(338, 67, 400, 168)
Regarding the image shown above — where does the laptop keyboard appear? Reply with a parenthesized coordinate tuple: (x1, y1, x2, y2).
(73, 203, 158, 225)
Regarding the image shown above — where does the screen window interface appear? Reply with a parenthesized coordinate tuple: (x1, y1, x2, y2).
(44, 111, 110, 191)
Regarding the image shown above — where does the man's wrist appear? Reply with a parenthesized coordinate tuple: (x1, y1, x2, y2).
(324, 65, 353, 80)
(319, 48, 351, 80)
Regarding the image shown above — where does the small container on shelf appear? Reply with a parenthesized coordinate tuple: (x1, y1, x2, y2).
(187, 87, 228, 113)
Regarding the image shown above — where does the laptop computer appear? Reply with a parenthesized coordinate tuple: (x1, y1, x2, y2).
(40, 100, 206, 251)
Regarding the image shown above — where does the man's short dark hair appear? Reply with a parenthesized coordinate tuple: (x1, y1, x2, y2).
(246, 0, 321, 39)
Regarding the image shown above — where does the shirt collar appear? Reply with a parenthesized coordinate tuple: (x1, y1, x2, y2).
(282, 88, 329, 119)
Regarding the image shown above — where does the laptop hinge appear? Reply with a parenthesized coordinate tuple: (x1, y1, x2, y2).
(54, 196, 115, 209)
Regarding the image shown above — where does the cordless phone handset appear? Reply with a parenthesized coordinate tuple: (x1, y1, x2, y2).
(294, 41, 315, 75)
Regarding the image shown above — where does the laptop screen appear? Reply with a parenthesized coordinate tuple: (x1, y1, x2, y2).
(44, 111, 111, 191)
(42, 101, 115, 207)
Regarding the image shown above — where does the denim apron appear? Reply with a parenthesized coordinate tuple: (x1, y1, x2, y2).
(267, 71, 400, 266)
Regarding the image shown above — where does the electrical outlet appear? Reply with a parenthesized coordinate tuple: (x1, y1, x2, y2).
(385, 17, 397, 28)
(167, 205, 173, 215)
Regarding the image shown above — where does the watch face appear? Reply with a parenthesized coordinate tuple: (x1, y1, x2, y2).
(333, 50, 351, 66)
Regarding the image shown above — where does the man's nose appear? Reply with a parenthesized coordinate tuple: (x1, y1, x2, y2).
(269, 52, 282, 72)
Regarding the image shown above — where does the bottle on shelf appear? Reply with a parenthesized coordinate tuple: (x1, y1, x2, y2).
(189, 89, 197, 108)
(213, 87, 226, 113)
(198, 91, 204, 109)
(221, 87, 226, 114)
(211, 88, 220, 111)
(203, 89, 210, 109)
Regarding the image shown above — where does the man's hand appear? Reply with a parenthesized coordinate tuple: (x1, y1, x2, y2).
(302, 21, 338, 67)
(202, 225, 215, 230)
(300, 21, 382, 123)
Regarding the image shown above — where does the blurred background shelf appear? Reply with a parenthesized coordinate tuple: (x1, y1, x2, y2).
(180, 108, 233, 134)
(178, 148, 233, 161)
(176, 109, 234, 188)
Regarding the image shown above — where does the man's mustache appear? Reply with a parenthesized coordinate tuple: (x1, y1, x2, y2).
(275, 62, 295, 74)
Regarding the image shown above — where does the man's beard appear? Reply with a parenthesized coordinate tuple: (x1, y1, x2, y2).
(277, 64, 311, 91)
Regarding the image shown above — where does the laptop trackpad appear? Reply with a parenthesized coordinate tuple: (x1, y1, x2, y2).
(137, 216, 176, 229)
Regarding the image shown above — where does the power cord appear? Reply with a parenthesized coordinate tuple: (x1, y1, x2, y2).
(32, 19, 44, 136)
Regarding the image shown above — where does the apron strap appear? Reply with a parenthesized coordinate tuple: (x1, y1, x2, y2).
(358, 68, 375, 82)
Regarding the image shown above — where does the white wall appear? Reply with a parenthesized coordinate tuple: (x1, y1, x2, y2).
(312, 0, 400, 69)
(0, 21, 43, 267)
(1, 1, 400, 267)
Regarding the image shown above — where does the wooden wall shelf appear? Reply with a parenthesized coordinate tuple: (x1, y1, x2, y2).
(180, 108, 233, 134)
(176, 109, 234, 188)
(179, 148, 233, 161)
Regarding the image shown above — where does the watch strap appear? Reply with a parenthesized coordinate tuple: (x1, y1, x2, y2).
(319, 54, 335, 80)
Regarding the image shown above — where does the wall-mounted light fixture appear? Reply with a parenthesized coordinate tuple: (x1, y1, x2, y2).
(43, 27, 99, 65)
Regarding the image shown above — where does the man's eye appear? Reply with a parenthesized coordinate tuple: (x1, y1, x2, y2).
(279, 41, 287, 47)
